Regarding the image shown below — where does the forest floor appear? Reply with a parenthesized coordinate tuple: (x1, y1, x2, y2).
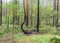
(0, 33, 60, 43)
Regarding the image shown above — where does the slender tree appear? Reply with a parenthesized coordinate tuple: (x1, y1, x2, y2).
(37, 0, 40, 32)
(18, 0, 20, 24)
(0, 0, 2, 26)
(25, 0, 28, 26)
(12, 0, 18, 33)
(46, 0, 50, 25)
(13, 0, 17, 24)
(21, 0, 26, 33)
(53, 0, 59, 27)
(30, 0, 33, 26)
(6, 0, 9, 31)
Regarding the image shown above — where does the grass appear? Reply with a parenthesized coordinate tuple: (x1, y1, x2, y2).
(0, 31, 60, 43)
(0, 24, 60, 43)
(13, 33, 55, 43)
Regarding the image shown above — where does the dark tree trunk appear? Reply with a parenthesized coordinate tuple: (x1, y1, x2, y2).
(53, 0, 59, 27)
(0, 0, 2, 26)
(56, 0, 59, 27)
(37, 0, 40, 32)
(23, 0, 26, 22)
(21, 0, 26, 33)
(21, 0, 31, 34)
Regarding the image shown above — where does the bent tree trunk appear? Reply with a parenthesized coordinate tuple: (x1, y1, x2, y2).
(37, 0, 40, 32)
(21, 0, 26, 33)
(21, 0, 31, 34)
(0, 0, 2, 26)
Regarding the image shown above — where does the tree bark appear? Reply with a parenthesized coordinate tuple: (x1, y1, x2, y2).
(53, 0, 59, 27)
(0, 0, 2, 26)
(25, 0, 28, 26)
(37, 0, 40, 32)
(21, 0, 29, 34)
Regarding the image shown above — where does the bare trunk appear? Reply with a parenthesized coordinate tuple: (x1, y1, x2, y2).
(21, 0, 29, 34)
(53, 0, 59, 27)
(0, 0, 2, 26)
(37, 0, 40, 32)
(25, 0, 28, 26)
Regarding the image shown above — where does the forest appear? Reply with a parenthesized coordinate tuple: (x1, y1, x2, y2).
(0, 0, 60, 43)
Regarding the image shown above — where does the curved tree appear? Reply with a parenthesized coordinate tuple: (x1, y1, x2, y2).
(21, 0, 26, 33)
(21, 0, 40, 34)
(21, 0, 32, 34)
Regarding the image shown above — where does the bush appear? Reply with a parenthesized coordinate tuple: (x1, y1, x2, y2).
(39, 25, 57, 34)
(50, 36, 60, 43)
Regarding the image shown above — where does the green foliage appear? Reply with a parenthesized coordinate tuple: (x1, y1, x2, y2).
(1, 0, 60, 35)
(50, 37, 60, 43)
(39, 25, 57, 34)
(13, 34, 54, 43)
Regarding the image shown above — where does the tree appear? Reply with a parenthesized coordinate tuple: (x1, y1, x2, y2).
(0, 0, 2, 26)
(21, 0, 32, 34)
(37, 0, 40, 32)
(30, 0, 33, 26)
(13, 0, 18, 25)
(53, 0, 59, 27)
(25, 0, 29, 26)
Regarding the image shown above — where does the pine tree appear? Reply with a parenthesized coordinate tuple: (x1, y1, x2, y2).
(37, 0, 40, 32)
(53, 0, 59, 27)
(0, 0, 2, 26)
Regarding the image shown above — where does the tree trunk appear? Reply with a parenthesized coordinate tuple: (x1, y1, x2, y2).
(0, 0, 2, 26)
(25, 0, 28, 26)
(21, 0, 29, 34)
(53, 0, 59, 27)
(30, 0, 33, 26)
(37, 0, 40, 32)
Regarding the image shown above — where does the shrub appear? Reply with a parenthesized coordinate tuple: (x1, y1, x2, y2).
(50, 36, 60, 43)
